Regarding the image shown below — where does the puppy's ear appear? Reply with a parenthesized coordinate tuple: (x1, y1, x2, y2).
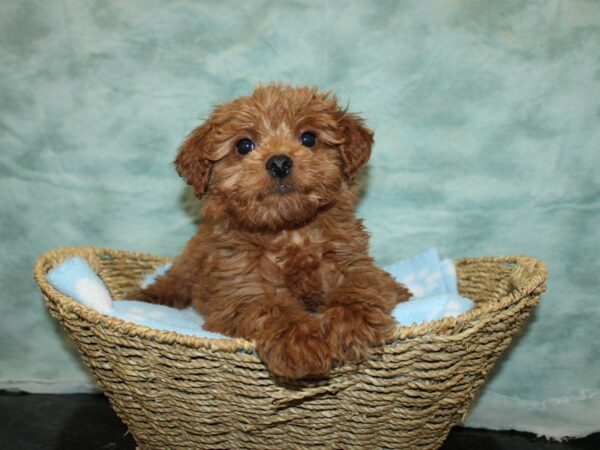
(174, 122, 214, 198)
(338, 112, 374, 181)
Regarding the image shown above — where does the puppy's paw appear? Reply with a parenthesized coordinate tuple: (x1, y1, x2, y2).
(127, 287, 157, 303)
(257, 321, 332, 379)
(127, 281, 190, 308)
(321, 304, 394, 364)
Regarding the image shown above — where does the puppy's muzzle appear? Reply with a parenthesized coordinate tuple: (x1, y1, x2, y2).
(266, 155, 293, 179)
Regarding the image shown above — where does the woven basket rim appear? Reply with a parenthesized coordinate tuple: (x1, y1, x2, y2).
(33, 246, 547, 354)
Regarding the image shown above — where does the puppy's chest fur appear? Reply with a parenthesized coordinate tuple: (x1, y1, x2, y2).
(259, 229, 344, 308)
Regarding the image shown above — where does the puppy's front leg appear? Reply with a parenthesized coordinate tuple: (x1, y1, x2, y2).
(321, 267, 411, 364)
(201, 293, 332, 379)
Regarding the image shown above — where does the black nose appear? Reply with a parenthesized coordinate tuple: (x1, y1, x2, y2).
(265, 155, 293, 178)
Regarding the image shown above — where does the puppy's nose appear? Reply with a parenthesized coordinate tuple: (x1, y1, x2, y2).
(265, 155, 293, 179)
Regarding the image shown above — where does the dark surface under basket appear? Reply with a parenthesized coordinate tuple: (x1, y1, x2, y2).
(33, 247, 547, 450)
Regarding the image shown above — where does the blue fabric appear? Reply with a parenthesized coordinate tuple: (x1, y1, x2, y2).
(393, 294, 473, 326)
(384, 248, 458, 296)
(46, 257, 226, 339)
(384, 247, 473, 325)
(112, 302, 227, 340)
(46, 257, 105, 305)
(46, 257, 112, 314)
(45, 251, 472, 339)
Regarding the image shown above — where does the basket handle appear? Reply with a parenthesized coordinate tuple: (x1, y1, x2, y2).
(509, 257, 547, 295)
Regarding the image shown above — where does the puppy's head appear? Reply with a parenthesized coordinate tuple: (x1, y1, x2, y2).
(175, 84, 373, 231)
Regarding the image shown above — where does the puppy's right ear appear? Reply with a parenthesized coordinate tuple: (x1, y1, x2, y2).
(174, 122, 214, 198)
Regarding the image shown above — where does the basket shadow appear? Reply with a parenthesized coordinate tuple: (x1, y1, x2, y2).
(55, 394, 135, 450)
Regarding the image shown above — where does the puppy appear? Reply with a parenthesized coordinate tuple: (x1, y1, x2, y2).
(135, 84, 411, 379)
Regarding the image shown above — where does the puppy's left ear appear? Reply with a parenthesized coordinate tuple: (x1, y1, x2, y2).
(174, 122, 214, 199)
(338, 112, 374, 181)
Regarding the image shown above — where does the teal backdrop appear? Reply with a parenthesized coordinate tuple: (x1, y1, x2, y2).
(1, 0, 599, 439)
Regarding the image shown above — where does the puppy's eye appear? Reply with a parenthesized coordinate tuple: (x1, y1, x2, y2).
(300, 131, 317, 148)
(236, 138, 255, 155)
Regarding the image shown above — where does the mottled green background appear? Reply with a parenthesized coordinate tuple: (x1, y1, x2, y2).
(1, 0, 598, 438)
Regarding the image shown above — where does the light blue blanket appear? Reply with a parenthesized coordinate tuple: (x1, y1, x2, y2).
(46, 249, 473, 340)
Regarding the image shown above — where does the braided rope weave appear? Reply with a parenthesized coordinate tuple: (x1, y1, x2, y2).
(33, 247, 547, 450)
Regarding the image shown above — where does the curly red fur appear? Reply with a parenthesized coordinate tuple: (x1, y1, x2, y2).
(133, 84, 411, 379)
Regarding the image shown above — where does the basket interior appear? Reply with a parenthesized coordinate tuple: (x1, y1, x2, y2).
(97, 252, 521, 314)
(41, 248, 541, 329)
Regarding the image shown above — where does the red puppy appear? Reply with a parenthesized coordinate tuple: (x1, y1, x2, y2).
(135, 84, 411, 379)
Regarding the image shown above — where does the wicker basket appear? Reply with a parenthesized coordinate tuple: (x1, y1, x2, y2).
(33, 247, 546, 450)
